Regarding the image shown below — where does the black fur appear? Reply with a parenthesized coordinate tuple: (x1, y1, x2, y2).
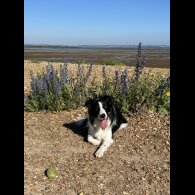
(85, 95, 127, 133)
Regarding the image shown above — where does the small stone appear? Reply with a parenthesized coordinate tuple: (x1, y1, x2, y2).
(78, 192, 84, 195)
(163, 164, 168, 169)
(123, 192, 129, 195)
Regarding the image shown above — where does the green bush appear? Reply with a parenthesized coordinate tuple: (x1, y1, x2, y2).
(25, 43, 170, 115)
(104, 59, 125, 66)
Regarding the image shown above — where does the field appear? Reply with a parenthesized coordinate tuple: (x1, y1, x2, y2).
(24, 59, 170, 194)
(24, 45, 170, 68)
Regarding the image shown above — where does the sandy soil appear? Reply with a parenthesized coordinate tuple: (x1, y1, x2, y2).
(24, 60, 170, 195)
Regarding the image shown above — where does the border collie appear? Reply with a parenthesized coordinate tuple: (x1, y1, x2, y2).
(85, 95, 128, 158)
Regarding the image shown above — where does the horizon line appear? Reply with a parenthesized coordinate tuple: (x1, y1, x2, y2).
(24, 43, 170, 46)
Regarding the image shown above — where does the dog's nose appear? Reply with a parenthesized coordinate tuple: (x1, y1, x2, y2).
(100, 113, 105, 118)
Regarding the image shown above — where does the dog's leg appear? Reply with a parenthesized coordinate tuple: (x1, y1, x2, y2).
(118, 123, 128, 130)
(95, 132, 114, 158)
(88, 135, 101, 146)
(95, 138, 114, 158)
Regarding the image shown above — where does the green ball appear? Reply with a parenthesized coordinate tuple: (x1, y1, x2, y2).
(46, 167, 57, 179)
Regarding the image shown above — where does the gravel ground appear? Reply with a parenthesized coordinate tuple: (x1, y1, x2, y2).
(24, 60, 170, 195)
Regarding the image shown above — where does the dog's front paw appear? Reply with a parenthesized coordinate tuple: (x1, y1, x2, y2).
(92, 139, 101, 146)
(89, 139, 101, 146)
(88, 135, 101, 146)
(95, 148, 105, 158)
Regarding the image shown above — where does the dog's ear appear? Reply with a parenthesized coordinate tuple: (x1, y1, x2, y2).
(104, 95, 114, 105)
(108, 95, 114, 103)
(84, 99, 94, 109)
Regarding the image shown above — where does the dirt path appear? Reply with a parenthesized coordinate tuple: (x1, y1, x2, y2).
(24, 107, 170, 195)
(24, 60, 170, 194)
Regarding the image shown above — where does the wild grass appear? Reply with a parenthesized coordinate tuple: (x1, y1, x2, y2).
(31, 59, 41, 64)
(25, 43, 170, 115)
(103, 59, 125, 66)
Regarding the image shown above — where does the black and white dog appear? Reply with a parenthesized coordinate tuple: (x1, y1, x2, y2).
(85, 95, 128, 158)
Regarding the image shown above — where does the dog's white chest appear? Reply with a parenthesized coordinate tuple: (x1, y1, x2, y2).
(94, 128, 105, 140)
(94, 126, 112, 141)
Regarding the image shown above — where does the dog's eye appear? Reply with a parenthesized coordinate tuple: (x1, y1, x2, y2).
(103, 104, 107, 109)
(105, 106, 111, 112)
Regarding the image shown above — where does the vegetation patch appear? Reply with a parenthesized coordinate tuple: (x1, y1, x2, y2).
(25, 43, 170, 115)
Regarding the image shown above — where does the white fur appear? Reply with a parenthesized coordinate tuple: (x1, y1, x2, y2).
(118, 123, 128, 130)
(87, 101, 114, 158)
(87, 134, 101, 146)
(98, 102, 107, 119)
(87, 120, 114, 158)
(87, 100, 127, 158)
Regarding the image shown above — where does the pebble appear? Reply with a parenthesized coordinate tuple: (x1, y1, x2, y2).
(123, 192, 129, 195)
(78, 192, 84, 195)
(156, 176, 160, 180)
(163, 164, 168, 170)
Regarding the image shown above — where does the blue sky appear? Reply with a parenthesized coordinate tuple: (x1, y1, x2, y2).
(24, 0, 170, 45)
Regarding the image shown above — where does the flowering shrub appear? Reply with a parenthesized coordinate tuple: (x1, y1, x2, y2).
(152, 76, 170, 114)
(25, 43, 170, 115)
(134, 42, 146, 80)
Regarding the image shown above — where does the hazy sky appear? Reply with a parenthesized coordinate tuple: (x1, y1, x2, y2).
(24, 0, 170, 45)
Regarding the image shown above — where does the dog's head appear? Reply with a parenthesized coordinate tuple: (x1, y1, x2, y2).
(85, 95, 114, 128)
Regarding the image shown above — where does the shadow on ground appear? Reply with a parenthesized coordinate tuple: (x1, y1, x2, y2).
(63, 118, 88, 141)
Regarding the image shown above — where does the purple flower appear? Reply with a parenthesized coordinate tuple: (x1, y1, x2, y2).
(43, 64, 61, 96)
(45, 64, 53, 85)
(30, 70, 36, 92)
(75, 64, 85, 96)
(77, 64, 81, 79)
(124, 69, 129, 91)
(41, 77, 48, 96)
(155, 76, 170, 96)
(84, 62, 93, 83)
(135, 42, 146, 80)
(114, 70, 120, 90)
(30, 70, 43, 97)
(60, 63, 68, 86)
(119, 69, 129, 99)
(53, 70, 61, 96)
(102, 66, 107, 79)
